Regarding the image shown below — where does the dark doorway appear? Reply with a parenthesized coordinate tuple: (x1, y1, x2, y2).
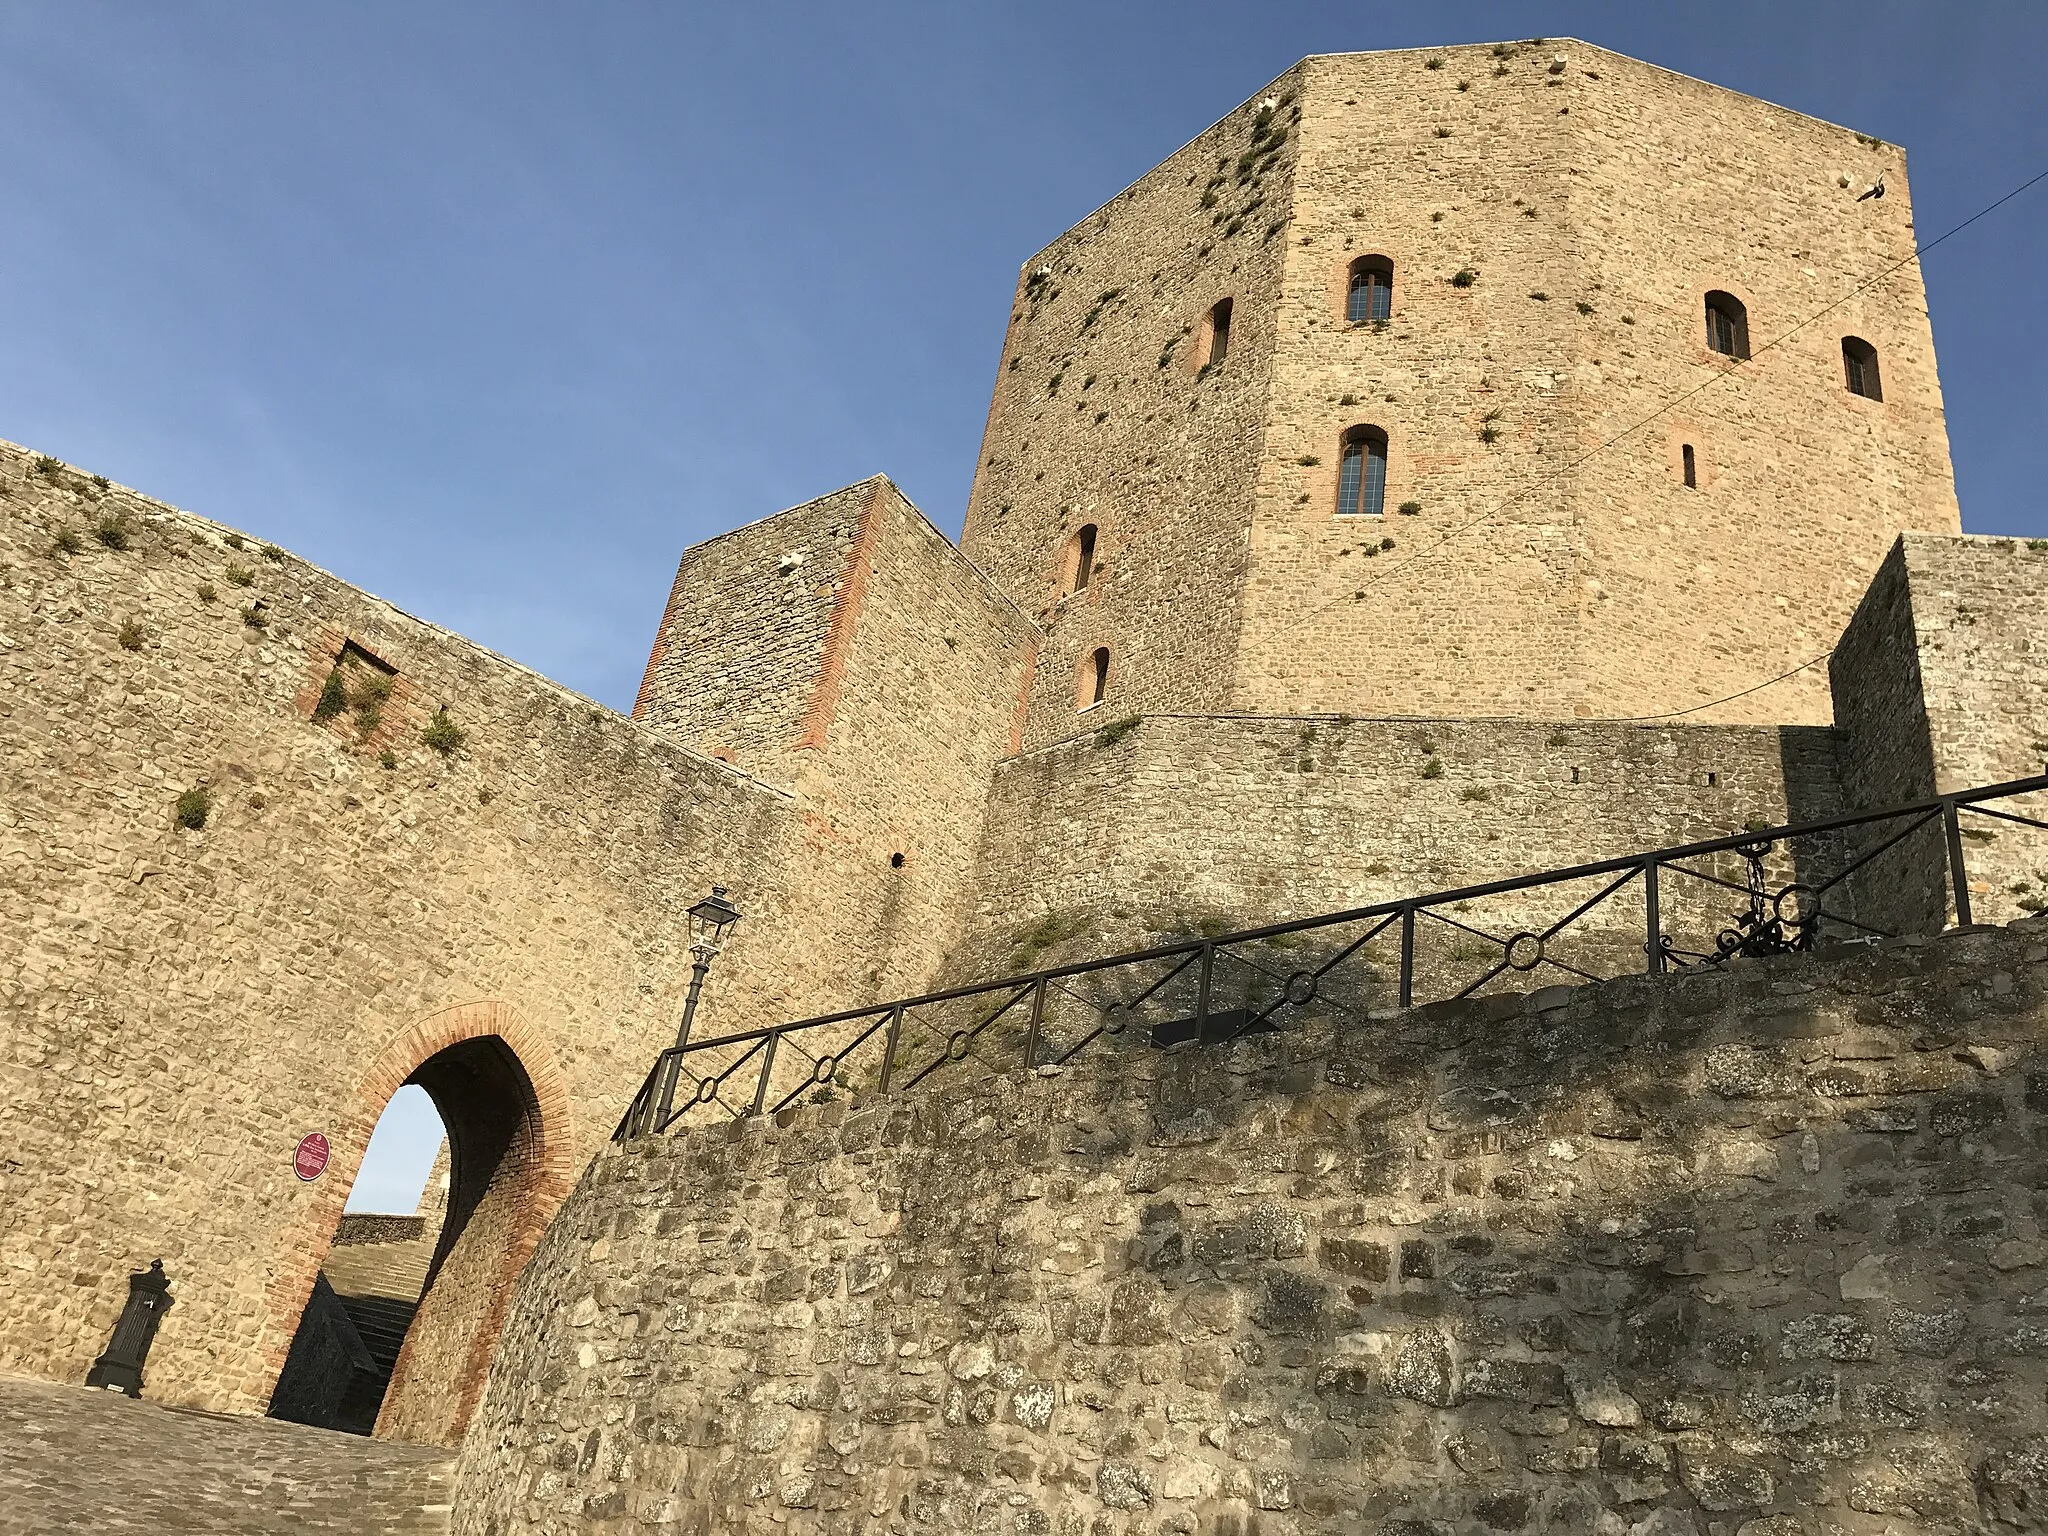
(269, 1034, 543, 1440)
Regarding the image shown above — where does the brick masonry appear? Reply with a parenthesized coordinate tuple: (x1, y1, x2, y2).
(453, 916, 2048, 1535)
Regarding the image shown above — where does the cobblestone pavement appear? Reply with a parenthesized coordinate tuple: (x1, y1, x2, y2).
(0, 1375, 454, 1535)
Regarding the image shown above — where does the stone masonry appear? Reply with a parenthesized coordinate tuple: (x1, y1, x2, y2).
(0, 38, 2041, 1532)
(455, 917, 2048, 1535)
(963, 43, 1957, 744)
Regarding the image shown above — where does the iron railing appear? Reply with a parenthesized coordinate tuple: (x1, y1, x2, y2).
(616, 771, 2048, 1140)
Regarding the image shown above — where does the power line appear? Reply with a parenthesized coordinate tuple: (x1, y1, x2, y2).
(1274, 161, 2048, 641)
(1609, 648, 1835, 723)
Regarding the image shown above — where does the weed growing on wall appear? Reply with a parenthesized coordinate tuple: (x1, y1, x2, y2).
(117, 620, 144, 651)
(1421, 757, 1446, 779)
(240, 605, 267, 629)
(1093, 715, 1142, 749)
(313, 669, 348, 722)
(92, 514, 131, 550)
(196, 582, 217, 603)
(50, 528, 82, 556)
(226, 565, 254, 587)
(173, 787, 211, 831)
(32, 455, 62, 479)
(223, 533, 244, 550)
(422, 709, 466, 755)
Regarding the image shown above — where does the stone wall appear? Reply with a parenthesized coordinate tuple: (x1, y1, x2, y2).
(965, 42, 1959, 739)
(951, 713, 1844, 983)
(1239, 43, 1958, 727)
(960, 67, 1305, 750)
(453, 915, 2048, 1535)
(0, 440, 840, 1434)
(1832, 534, 2048, 934)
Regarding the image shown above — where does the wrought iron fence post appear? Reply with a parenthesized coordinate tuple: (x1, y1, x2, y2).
(750, 1031, 780, 1117)
(1398, 907, 1415, 1009)
(1644, 859, 1665, 975)
(1943, 800, 1975, 928)
(1022, 979, 1045, 1070)
(651, 1049, 682, 1135)
(878, 1005, 906, 1092)
(1193, 943, 1214, 1036)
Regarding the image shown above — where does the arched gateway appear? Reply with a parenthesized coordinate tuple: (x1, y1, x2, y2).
(266, 1002, 574, 1446)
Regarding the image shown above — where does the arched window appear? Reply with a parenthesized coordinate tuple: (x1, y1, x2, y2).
(1065, 524, 1098, 593)
(1204, 298, 1233, 366)
(1842, 337, 1882, 401)
(1346, 256, 1394, 323)
(1704, 291, 1749, 359)
(1079, 647, 1111, 709)
(1336, 426, 1389, 517)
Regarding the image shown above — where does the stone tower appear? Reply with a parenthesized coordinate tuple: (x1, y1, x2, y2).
(961, 41, 1959, 749)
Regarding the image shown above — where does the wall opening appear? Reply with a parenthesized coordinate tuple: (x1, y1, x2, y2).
(1337, 426, 1389, 517)
(1842, 336, 1883, 401)
(269, 1032, 550, 1446)
(1079, 647, 1111, 709)
(1345, 256, 1394, 323)
(1203, 298, 1233, 367)
(1682, 443, 1697, 488)
(1064, 523, 1098, 594)
(1704, 290, 1749, 359)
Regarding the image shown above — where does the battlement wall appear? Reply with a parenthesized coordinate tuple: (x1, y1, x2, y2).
(953, 712, 1843, 983)
(0, 441, 863, 1433)
(453, 914, 2048, 1535)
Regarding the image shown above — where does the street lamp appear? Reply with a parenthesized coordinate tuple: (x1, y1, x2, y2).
(676, 885, 742, 1050)
(652, 885, 742, 1131)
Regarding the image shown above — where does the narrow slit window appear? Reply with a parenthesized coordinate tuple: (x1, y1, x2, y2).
(1842, 337, 1882, 401)
(1205, 298, 1232, 366)
(1336, 426, 1389, 517)
(1080, 647, 1111, 708)
(1682, 443, 1697, 488)
(1067, 524, 1098, 593)
(1346, 256, 1394, 323)
(1704, 291, 1749, 359)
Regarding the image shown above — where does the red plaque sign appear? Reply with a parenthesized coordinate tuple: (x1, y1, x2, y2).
(293, 1132, 330, 1182)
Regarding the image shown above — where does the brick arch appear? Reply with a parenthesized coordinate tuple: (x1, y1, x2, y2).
(263, 1000, 575, 1447)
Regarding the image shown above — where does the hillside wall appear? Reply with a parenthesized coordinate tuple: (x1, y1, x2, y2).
(453, 916, 2048, 1535)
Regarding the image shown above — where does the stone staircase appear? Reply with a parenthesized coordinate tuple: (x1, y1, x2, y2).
(320, 1216, 440, 1435)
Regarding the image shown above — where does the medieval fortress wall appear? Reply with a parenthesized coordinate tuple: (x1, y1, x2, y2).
(0, 37, 2043, 1517)
(455, 919, 2048, 1535)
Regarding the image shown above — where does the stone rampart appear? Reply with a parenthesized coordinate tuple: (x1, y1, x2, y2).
(453, 916, 2048, 1535)
(953, 713, 1844, 982)
(0, 441, 832, 1436)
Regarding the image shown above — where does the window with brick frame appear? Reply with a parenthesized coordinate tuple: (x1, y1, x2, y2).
(1842, 336, 1882, 401)
(1705, 291, 1749, 359)
(1078, 646, 1111, 709)
(1336, 426, 1389, 517)
(1202, 298, 1233, 367)
(1346, 256, 1394, 323)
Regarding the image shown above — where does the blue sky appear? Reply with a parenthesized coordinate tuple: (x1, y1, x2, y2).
(5, 2, 2041, 1211)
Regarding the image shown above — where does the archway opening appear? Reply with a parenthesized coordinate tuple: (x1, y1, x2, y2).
(269, 1033, 547, 1444)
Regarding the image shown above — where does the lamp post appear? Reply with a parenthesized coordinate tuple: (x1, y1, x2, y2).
(653, 885, 742, 1129)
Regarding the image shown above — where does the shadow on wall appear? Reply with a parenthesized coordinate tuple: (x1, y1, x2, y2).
(453, 916, 2048, 1534)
